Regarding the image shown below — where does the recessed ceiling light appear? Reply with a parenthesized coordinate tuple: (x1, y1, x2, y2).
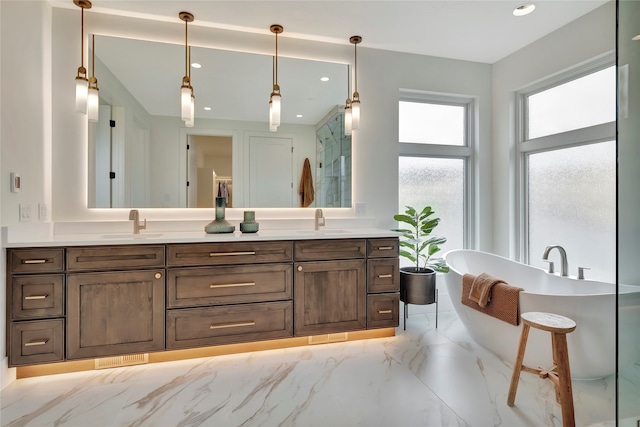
(296, 114, 303, 118)
(320, 77, 329, 82)
(204, 107, 211, 111)
(191, 62, 202, 69)
(633, 34, 640, 41)
(513, 3, 535, 16)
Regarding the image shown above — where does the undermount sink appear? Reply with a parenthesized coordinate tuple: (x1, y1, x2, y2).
(295, 229, 351, 235)
(100, 233, 164, 239)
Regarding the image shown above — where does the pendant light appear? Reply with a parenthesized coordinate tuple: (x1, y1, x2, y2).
(269, 56, 278, 131)
(74, 0, 92, 114)
(179, 12, 195, 124)
(350, 35, 362, 130)
(184, 46, 195, 127)
(269, 25, 283, 130)
(344, 64, 352, 136)
(87, 34, 99, 122)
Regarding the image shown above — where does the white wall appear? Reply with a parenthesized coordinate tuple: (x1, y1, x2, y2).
(0, 0, 53, 389)
(491, 2, 616, 258)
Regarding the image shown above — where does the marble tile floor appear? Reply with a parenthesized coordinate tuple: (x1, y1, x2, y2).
(1, 309, 638, 427)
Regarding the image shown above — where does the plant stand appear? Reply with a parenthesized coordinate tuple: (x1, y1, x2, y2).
(400, 266, 439, 330)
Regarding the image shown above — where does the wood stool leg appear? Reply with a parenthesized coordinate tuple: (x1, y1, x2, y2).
(553, 332, 575, 427)
(507, 324, 530, 406)
(551, 333, 561, 403)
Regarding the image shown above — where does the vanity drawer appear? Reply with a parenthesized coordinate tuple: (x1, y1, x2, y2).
(366, 238, 399, 258)
(367, 258, 399, 293)
(367, 293, 400, 329)
(166, 301, 293, 349)
(9, 248, 65, 274)
(12, 275, 65, 320)
(294, 239, 366, 261)
(10, 319, 64, 366)
(67, 245, 165, 271)
(167, 263, 293, 308)
(167, 241, 292, 266)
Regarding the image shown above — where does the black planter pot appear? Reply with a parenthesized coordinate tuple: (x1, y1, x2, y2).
(400, 266, 436, 304)
(400, 266, 438, 330)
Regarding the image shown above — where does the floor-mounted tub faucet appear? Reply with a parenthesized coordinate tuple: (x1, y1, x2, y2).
(129, 209, 146, 234)
(314, 208, 325, 230)
(542, 245, 568, 277)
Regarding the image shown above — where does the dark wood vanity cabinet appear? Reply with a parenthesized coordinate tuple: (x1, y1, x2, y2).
(294, 258, 367, 336)
(366, 238, 400, 329)
(6, 236, 399, 368)
(165, 241, 294, 350)
(66, 269, 165, 360)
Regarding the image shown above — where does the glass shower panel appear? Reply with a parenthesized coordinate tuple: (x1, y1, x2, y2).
(316, 110, 352, 207)
(617, 1, 640, 424)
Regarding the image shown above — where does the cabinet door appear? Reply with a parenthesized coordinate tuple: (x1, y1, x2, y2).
(67, 270, 165, 359)
(294, 259, 366, 336)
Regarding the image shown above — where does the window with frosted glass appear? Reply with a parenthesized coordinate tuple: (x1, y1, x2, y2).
(527, 66, 616, 139)
(399, 101, 465, 145)
(398, 156, 464, 267)
(527, 141, 615, 282)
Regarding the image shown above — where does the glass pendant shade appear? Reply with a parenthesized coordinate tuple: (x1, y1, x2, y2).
(181, 83, 191, 121)
(185, 93, 194, 127)
(271, 93, 281, 127)
(75, 76, 88, 113)
(87, 86, 99, 122)
(344, 106, 353, 136)
(269, 100, 277, 132)
(351, 99, 361, 130)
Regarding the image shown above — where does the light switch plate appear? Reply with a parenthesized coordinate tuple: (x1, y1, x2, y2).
(355, 203, 367, 216)
(38, 203, 48, 221)
(19, 204, 31, 223)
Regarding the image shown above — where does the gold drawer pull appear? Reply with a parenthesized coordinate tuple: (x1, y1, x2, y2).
(378, 310, 393, 314)
(210, 282, 255, 289)
(209, 251, 256, 257)
(23, 259, 47, 264)
(377, 246, 393, 250)
(24, 339, 48, 347)
(377, 274, 393, 278)
(210, 321, 256, 330)
(24, 295, 48, 300)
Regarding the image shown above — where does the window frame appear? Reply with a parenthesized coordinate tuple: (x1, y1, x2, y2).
(515, 53, 616, 264)
(398, 90, 476, 250)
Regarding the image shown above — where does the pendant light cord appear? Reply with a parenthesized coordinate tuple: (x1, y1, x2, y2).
(80, 7, 84, 71)
(90, 34, 94, 78)
(353, 42, 357, 94)
(185, 18, 188, 80)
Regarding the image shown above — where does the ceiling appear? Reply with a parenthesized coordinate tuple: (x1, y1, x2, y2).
(52, 0, 610, 64)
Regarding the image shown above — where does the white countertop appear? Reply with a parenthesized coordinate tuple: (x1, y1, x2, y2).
(2, 222, 399, 248)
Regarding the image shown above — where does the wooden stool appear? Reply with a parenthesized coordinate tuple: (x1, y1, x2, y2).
(507, 312, 577, 427)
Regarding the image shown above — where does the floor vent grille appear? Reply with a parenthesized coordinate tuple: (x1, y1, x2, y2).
(94, 353, 149, 370)
(308, 332, 348, 345)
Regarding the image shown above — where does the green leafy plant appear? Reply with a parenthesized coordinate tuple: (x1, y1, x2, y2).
(393, 205, 449, 273)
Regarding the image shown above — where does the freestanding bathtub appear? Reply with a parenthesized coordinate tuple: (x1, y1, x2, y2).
(443, 249, 640, 379)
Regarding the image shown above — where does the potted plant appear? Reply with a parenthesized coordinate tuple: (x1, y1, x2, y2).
(393, 205, 448, 327)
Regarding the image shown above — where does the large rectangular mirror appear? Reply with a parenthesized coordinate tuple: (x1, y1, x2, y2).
(88, 35, 351, 209)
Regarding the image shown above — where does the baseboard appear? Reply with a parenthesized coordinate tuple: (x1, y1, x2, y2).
(1, 357, 16, 390)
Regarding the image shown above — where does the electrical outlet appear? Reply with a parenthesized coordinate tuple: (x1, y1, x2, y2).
(19, 204, 31, 223)
(38, 203, 48, 221)
(355, 203, 367, 216)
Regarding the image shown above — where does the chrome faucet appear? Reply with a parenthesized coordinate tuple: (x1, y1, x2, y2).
(542, 245, 568, 277)
(314, 208, 325, 230)
(129, 209, 146, 234)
